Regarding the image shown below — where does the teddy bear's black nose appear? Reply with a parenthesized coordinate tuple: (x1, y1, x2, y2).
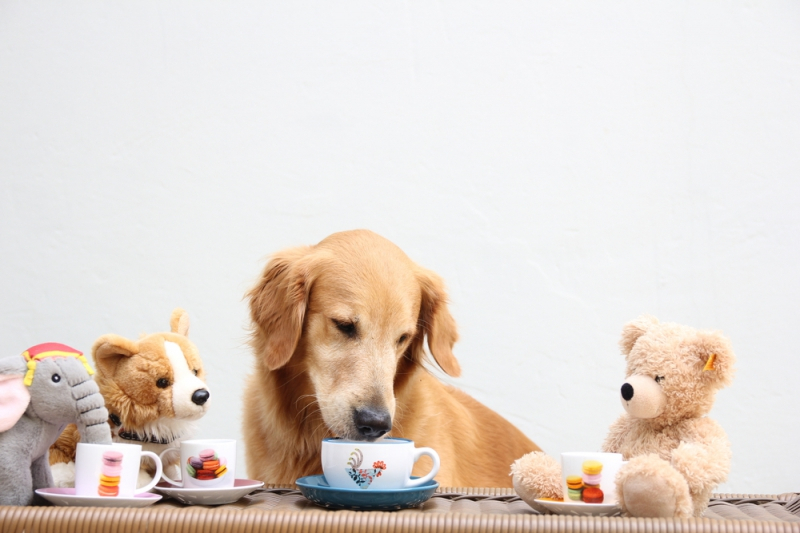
(621, 383, 634, 401)
(192, 389, 210, 405)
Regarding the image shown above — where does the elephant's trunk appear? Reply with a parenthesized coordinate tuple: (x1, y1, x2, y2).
(71, 376, 112, 444)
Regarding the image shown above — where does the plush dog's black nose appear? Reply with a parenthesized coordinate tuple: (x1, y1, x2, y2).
(621, 383, 634, 401)
(354, 407, 392, 440)
(192, 389, 210, 406)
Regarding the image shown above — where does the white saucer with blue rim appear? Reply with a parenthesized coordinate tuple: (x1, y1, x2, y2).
(296, 474, 438, 511)
(35, 487, 161, 508)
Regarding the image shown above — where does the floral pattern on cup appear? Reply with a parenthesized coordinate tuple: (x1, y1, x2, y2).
(186, 448, 228, 482)
(345, 448, 387, 489)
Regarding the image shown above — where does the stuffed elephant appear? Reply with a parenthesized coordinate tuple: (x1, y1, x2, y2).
(0, 343, 112, 505)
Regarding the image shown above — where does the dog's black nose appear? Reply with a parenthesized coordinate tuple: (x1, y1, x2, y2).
(621, 383, 634, 401)
(354, 407, 392, 440)
(192, 389, 210, 406)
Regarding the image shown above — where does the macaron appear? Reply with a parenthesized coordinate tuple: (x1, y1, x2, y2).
(567, 488, 583, 501)
(189, 457, 204, 470)
(215, 465, 228, 477)
(566, 475, 583, 490)
(199, 449, 216, 461)
(99, 474, 121, 485)
(98, 484, 119, 497)
(196, 469, 216, 480)
(186, 463, 197, 478)
(583, 487, 604, 504)
(582, 460, 603, 475)
(102, 451, 123, 466)
(202, 460, 221, 471)
(582, 473, 602, 486)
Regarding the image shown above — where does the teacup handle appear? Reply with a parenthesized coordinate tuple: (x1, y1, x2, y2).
(158, 448, 182, 487)
(406, 447, 440, 488)
(136, 451, 164, 494)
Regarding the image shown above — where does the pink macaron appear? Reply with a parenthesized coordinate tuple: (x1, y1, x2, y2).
(199, 449, 216, 461)
(582, 473, 602, 486)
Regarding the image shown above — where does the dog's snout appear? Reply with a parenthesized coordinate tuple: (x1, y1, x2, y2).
(621, 383, 634, 401)
(353, 407, 392, 440)
(192, 389, 210, 406)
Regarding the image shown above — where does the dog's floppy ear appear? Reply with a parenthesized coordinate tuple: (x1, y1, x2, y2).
(247, 246, 318, 371)
(414, 267, 461, 377)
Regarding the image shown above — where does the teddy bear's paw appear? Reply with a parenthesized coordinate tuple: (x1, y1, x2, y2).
(50, 461, 76, 488)
(617, 454, 694, 518)
(510, 451, 563, 511)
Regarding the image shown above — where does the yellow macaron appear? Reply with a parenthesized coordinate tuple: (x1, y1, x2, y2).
(566, 475, 583, 489)
(582, 460, 603, 475)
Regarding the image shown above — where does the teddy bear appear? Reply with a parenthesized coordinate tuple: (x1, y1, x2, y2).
(49, 309, 211, 488)
(511, 315, 736, 518)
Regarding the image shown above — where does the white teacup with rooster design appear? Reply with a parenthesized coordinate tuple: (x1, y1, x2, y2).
(321, 437, 440, 490)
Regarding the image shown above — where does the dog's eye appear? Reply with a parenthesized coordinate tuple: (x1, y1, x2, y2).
(655, 375, 665, 384)
(397, 334, 409, 345)
(193, 369, 199, 376)
(156, 377, 171, 388)
(333, 319, 357, 339)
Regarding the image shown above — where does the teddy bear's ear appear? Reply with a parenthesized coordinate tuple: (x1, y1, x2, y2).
(170, 308, 190, 337)
(619, 315, 659, 355)
(693, 330, 736, 388)
(92, 334, 139, 379)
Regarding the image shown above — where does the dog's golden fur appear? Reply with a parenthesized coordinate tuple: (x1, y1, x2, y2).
(243, 230, 539, 487)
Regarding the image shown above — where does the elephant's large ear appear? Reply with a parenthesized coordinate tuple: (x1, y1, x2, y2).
(0, 356, 30, 432)
(92, 335, 139, 378)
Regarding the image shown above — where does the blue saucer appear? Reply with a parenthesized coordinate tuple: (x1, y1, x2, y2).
(296, 475, 439, 511)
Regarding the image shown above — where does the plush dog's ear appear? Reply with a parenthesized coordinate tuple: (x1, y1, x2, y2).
(247, 246, 319, 371)
(92, 335, 139, 379)
(415, 267, 461, 377)
(619, 315, 659, 355)
(170, 308, 190, 337)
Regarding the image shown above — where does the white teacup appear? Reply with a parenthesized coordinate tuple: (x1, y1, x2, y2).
(561, 452, 624, 504)
(321, 437, 439, 490)
(75, 443, 163, 498)
(159, 439, 236, 489)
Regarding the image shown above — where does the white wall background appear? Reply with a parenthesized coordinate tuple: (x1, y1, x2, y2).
(2, 2, 798, 495)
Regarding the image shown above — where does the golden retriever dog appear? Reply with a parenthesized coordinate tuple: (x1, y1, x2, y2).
(243, 229, 540, 487)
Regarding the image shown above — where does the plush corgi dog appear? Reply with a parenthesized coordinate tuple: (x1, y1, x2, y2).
(49, 309, 210, 487)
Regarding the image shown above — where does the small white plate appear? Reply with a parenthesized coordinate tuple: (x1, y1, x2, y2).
(35, 488, 161, 508)
(534, 498, 621, 516)
(154, 479, 264, 506)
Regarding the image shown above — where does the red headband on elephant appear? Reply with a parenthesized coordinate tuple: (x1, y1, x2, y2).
(21, 343, 94, 387)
